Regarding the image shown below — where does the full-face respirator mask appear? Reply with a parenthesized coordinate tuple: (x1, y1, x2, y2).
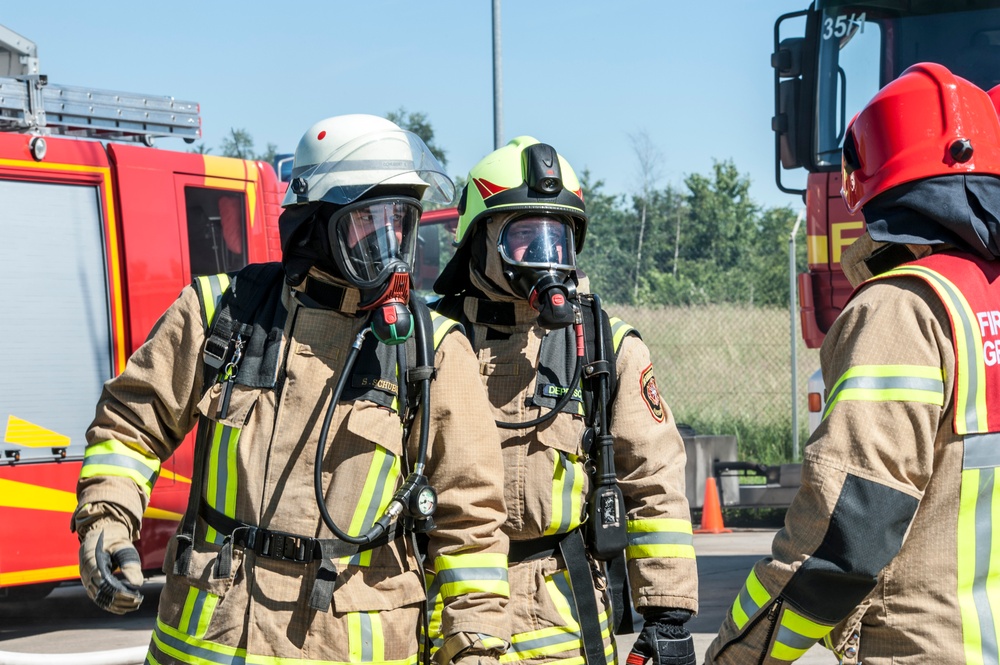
(499, 214, 578, 330)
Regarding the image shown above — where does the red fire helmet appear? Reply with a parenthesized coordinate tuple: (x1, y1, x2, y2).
(841, 62, 1000, 214)
(989, 83, 1000, 117)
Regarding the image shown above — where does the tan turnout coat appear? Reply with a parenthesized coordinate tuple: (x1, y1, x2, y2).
(78, 274, 509, 665)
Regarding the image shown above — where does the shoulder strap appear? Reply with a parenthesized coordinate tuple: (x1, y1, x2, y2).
(195, 263, 287, 389)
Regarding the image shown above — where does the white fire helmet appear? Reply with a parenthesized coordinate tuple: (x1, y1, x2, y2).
(281, 114, 455, 208)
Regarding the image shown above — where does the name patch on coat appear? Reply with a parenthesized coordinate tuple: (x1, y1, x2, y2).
(353, 375, 399, 396)
(640, 364, 664, 422)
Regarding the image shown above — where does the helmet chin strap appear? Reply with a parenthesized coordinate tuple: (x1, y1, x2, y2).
(362, 269, 413, 345)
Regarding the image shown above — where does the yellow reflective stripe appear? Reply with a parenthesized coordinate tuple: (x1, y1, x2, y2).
(80, 440, 161, 496)
(822, 364, 945, 420)
(205, 424, 240, 545)
(958, 465, 1000, 664)
(731, 569, 772, 630)
(544, 452, 585, 535)
(504, 582, 613, 663)
(347, 611, 386, 663)
(339, 444, 400, 567)
(626, 518, 695, 559)
(155, 614, 418, 664)
(177, 587, 219, 641)
(195, 273, 232, 329)
(885, 266, 986, 433)
(430, 311, 461, 349)
(425, 572, 446, 656)
(434, 552, 509, 599)
(770, 606, 834, 661)
(608, 317, 636, 353)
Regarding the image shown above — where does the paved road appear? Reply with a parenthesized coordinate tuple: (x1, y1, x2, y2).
(0, 530, 834, 664)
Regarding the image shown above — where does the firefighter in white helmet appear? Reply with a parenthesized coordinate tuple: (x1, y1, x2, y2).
(707, 63, 1000, 664)
(73, 114, 511, 665)
(429, 137, 698, 665)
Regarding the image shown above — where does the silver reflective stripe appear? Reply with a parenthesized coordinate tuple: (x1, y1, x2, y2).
(965, 433, 1000, 470)
(974, 469, 999, 661)
(776, 625, 818, 651)
(558, 452, 576, 533)
(737, 584, 762, 622)
(550, 571, 580, 624)
(152, 622, 245, 664)
(81, 453, 158, 484)
(435, 566, 509, 586)
(824, 375, 944, 408)
(627, 531, 694, 547)
(360, 613, 373, 662)
(511, 614, 610, 654)
(909, 268, 981, 430)
(346, 451, 396, 566)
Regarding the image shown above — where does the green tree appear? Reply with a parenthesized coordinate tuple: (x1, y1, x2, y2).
(218, 128, 277, 163)
(386, 108, 447, 167)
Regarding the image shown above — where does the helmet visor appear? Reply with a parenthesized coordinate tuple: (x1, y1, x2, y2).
(282, 128, 455, 207)
(332, 198, 421, 288)
(498, 215, 576, 270)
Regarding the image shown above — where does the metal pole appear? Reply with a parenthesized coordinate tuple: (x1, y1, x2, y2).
(492, 0, 503, 149)
(789, 208, 805, 461)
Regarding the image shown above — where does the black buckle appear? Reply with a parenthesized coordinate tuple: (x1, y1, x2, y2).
(255, 529, 316, 562)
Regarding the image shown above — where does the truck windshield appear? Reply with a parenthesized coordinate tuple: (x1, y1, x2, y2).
(815, 1, 1000, 167)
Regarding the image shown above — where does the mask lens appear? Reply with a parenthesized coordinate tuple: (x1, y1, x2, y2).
(499, 215, 575, 270)
(333, 199, 420, 286)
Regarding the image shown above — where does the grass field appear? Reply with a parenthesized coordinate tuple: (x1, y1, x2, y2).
(606, 303, 821, 465)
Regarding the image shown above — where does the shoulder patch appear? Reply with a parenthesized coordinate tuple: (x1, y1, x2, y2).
(640, 363, 664, 422)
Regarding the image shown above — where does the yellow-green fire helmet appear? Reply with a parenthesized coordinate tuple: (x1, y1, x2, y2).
(455, 136, 587, 253)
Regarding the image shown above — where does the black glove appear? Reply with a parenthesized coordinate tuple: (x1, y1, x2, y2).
(628, 608, 696, 665)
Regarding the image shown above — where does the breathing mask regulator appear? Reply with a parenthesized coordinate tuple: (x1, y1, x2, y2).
(280, 113, 457, 545)
(499, 214, 579, 330)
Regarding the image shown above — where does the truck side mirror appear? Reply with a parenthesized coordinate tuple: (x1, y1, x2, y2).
(774, 78, 802, 170)
(772, 23, 809, 197)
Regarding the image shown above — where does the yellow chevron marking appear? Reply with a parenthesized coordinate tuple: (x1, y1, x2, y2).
(4, 416, 70, 448)
(0, 478, 76, 512)
(0, 565, 79, 586)
(143, 506, 183, 522)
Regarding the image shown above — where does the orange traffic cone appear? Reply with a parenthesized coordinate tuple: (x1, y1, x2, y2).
(695, 476, 731, 534)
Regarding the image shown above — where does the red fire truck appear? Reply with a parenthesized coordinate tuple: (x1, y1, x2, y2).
(0, 24, 284, 599)
(772, 1, 1000, 427)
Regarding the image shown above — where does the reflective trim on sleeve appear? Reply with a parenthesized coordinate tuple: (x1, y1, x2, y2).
(194, 273, 232, 330)
(544, 451, 586, 536)
(204, 424, 241, 546)
(730, 569, 772, 630)
(433, 552, 510, 599)
(339, 443, 401, 567)
(822, 364, 945, 420)
(80, 440, 161, 497)
(626, 518, 695, 560)
(883, 265, 986, 434)
(608, 317, 637, 353)
(429, 311, 463, 350)
(770, 607, 834, 662)
(177, 587, 219, 641)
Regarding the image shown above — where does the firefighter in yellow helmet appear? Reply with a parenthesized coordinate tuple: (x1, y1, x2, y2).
(73, 114, 511, 665)
(430, 137, 699, 665)
(706, 63, 1000, 664)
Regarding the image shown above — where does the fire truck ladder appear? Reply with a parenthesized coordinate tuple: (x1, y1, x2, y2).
(0, 23, 200, 145)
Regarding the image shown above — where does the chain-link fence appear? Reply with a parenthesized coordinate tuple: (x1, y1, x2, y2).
(604, 303, 821, 465)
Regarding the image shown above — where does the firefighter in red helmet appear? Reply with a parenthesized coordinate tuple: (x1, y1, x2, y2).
(706, 63, 1000, 664)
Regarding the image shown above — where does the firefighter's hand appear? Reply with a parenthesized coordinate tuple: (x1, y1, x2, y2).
(78, 517, 144, 614)
(629, 608, 696, 665)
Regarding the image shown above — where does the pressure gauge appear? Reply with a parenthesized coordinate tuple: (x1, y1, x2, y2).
(410, 484, 438, 517)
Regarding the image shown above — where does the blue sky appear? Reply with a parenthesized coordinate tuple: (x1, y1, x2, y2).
(3, 1, 811, 210)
